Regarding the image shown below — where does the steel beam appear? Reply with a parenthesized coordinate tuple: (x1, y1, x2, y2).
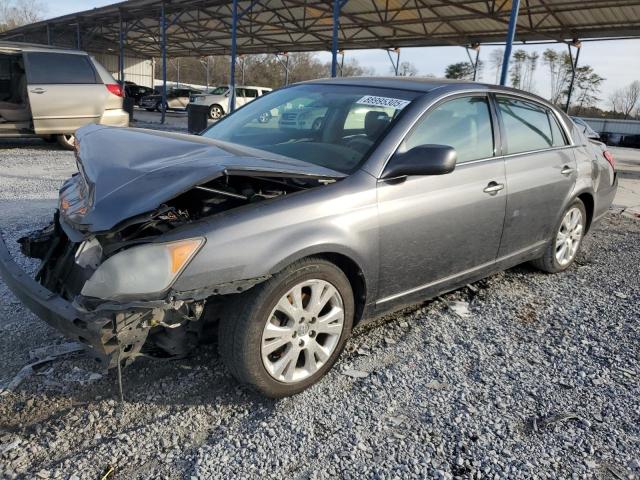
(331, 0, 340, 77)
(565, 43, 581, 112)
(500, 0, 521, 85)
(230, 0, 238, 112)
(160, 2, 168, 124)
(119, 11, 125, 83)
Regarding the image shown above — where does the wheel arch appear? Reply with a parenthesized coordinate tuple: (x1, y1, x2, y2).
(574, 190, 595, 233)
(269, 248, 369, 325)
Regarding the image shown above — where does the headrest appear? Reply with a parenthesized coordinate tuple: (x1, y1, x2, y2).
(365, 110, 390, 138)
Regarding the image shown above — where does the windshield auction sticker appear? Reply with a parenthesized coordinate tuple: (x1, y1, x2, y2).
(356, 95, 411, 110)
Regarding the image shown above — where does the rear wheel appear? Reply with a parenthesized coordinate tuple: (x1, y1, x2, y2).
(209, 104, 224, 120)
(218, 258, 354, 398)
(56, 134, 75, 150)
(531, 199, 586, 273)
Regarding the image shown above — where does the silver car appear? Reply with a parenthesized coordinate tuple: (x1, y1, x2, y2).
(0, 78, 617, 397)
(0, 41, 129, 149)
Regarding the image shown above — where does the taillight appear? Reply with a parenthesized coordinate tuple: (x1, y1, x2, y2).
(603, 150, 615, 169)
(106, 83, 124, 97)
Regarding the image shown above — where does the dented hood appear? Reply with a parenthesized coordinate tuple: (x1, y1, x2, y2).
(59, 125, 344, 233)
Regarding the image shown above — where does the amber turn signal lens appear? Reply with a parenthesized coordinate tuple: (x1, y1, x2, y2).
(168, 239, 204, 274)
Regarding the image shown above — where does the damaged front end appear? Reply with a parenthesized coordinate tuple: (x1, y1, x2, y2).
(4, 125, 344, 369)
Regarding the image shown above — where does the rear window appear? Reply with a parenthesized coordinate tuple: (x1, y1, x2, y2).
(26, 52, 98, 84)
(497, 96, 563, 154)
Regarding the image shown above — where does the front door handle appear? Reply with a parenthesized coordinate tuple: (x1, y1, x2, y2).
(30, 88, 46, 94)
(483, 181, 505, 195)
(561, 166, 574, 176)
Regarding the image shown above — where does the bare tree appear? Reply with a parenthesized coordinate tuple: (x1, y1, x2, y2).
(543, 48, 573, 105)
(608, 89, 624, 114)
(0, 0, 46, 32)
(397, 61, 417, 77)
(489, 48, 503, 84)
(619, 80, 640, 119)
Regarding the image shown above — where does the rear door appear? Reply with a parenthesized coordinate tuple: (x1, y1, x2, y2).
(24, 51, 107, 134)
(493, 95, 576, 257)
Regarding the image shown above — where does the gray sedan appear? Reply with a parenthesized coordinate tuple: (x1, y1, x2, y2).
(0, 78, 617, 397)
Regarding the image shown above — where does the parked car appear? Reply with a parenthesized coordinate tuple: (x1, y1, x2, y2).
(0, 78, 618, 398)
(571, 116, 600, 140)
(600, 132, 623, 146)
(140, 87, 203, 111)
(190, 85, 272, 119)
(122, 82, 154, 106)
(0, 41, 128, 149)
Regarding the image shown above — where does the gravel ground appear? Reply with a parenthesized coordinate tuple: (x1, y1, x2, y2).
(0, 138, 639, 479)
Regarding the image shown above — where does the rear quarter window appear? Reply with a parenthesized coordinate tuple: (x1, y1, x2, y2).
(26, 52, 98, 84)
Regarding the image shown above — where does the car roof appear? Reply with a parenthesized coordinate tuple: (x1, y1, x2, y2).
(0, 40, 87, 55)
(301, 76, 564, 113)
(304, 76, 550, 96)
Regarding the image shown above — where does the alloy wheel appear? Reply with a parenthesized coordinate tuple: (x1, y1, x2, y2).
(555, 206, 584, 266)
(261, 279, 345, 383)
(210, 105, 223, 119)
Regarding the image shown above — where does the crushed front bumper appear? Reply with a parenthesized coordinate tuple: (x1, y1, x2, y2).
(0, 231, 152, 368)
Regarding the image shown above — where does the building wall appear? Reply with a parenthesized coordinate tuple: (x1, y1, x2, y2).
(91, 52, 154, 88)
(581, 117, 640, 135)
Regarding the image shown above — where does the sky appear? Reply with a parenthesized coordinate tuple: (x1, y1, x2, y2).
(50, 1, 640, 108)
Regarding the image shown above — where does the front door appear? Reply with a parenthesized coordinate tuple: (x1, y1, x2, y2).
(377, 95, 507, 304)
(493, 95, 577, 257)
(24, 52, 106, 134)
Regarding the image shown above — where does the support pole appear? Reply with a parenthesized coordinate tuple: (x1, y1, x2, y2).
(564, 43, 581, 113)
(46, 24, 51, 45)
(285, 54, 289, 85)
(160, 3, 167, 124)
(499, 0, 520, 86)
(118, 11, 125, 83)
(331, 0, 340, 77)
(76, 23, 81, 49)
(206, 57, 210, 89)
(473, 49, 480, 81)
(386, 48, 400, 76)
(230, 0, 238, 112)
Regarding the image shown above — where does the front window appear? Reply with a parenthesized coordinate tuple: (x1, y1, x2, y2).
(402, 96, 494, 163)
(202, 84, 419, 173)
(208, 85, 229, 95)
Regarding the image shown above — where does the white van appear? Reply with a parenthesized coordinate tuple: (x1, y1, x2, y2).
(0, 41, 129, 149)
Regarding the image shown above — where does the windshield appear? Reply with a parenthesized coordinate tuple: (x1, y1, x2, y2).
(202, 84, 419, 173)
(208, 86, 229, 95)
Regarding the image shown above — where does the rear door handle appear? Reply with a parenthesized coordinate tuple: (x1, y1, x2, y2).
(30, 88, 46, 94)
(561, 166, 574, 176)
(483, 181, 505, 195)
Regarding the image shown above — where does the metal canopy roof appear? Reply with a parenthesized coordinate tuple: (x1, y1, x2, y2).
(1, 0, 640, 57)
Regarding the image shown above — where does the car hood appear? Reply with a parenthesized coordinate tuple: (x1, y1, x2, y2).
(59, 125, 345, 233)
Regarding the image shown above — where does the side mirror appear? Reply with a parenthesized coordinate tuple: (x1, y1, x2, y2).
(382, 144, 457, 179)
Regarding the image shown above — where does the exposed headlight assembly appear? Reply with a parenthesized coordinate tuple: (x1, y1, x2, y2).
(81, 238, 204, 300)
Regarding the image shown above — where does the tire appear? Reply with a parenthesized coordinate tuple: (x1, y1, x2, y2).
(56, 134, 75, 150)
(218, 257, 354, 398)
(209, 104, 224, 120)
(145, 107, 155, 112)
(155, 102, 162, 112)
(531, 198, 587, 273)
(257, 111, 272, 123)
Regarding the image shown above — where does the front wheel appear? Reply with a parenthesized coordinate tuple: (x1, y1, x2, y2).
(218, 258, 354, 398)
(209, 104, 224, 120)
(531, 199, 587, 273)
(56, 134, 75, 150)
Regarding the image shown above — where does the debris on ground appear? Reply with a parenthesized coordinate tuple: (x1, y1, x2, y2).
(342, 368, 369, 379)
